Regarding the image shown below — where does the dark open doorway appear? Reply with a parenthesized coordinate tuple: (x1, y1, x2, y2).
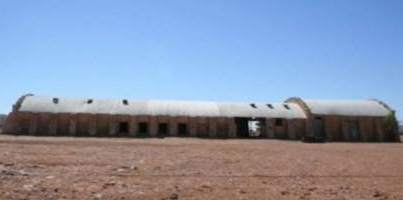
(313, 117, 325, 139)
(178, 123, 188, 137)
(118, 122, 129, 136)
(158, 123, 168, 137)
(235, 117, 264, 138)
(138, 122, 149, 137)
(346, 120, 360, 141)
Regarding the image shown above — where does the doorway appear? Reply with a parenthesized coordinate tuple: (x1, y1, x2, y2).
(313, 117, 325, 139)
(347, 120, 360, 141)
(118, 122, 129, 137)
(138, 122, 149, 137)
(178, 123, 188, 137)
(235, 117, 264, 138)
(158, 123, 168, 137)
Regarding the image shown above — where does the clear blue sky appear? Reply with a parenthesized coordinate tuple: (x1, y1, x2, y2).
(0, 0, 402, 120)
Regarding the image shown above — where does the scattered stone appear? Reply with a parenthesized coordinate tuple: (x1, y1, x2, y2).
(239, 189, 247, 194)
(280, 191, 289, 195)
(374, 191, 382, 197)
(169, 193, 178, 200)
(103, 182, 116, 189)
(4, 163, 14, 167)
(2, 170, 15, 176)
(19, 170, 29, 176)
(94, 193, 103, 199)
(373, 190, 388, 199)
(201, 184, 211, 189)
(23, 184, 34, 191)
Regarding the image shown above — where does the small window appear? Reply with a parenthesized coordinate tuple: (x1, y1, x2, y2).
(275, 118, 284, 126)
(250, 103, 257, 108)
(283, 104, 290, 110)
(267, 104, 273, 109)
(52, 98, 59, 104)
(122, 99, 129, 105)
(87, 99, 93, 104)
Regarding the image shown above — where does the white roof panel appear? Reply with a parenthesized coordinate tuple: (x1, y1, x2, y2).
(303, 100, 390, 117)
(18, 96, 306, 119)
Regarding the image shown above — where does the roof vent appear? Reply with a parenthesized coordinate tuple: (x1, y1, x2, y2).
(267, 104, 274, 109)
(52, 98, 59, 104)
(122, 99, 129, 105)
(250, 103, 257, 108)
(87, 99, 93, 104)
(283, 104, 290, 110)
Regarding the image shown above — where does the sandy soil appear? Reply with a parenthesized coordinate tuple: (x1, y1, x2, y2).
(0, 135, 402, 200)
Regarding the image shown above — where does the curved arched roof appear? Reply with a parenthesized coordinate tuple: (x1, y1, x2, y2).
(17, 96, 307, 119)
(302, 99, 391, 117)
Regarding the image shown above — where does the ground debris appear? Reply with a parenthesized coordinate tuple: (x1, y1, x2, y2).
(0, 136, 402, 200)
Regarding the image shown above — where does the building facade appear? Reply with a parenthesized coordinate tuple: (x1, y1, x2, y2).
(3, 94, 400, 142)
(286, 97, 398, 142)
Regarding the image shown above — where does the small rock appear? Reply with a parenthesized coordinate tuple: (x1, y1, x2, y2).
(103, 182, 116, 189)
(201, 185, 211, 189)
(281, 191, 289, 195)
(3, 170, 16, 176)
(117, 168, 125, 173)
(94, 193, 103, 199)
(239, 189, 247, 194)
(19, 170, 29, 176)
(46, 176, 55, 179)
(169, 193, 178, 200)
(4, 163, 14, 167)
(23, 184, 34, 191)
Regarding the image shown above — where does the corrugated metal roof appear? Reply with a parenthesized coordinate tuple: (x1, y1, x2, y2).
(303, 99, 391, 117)
(18, 96, 307, 119)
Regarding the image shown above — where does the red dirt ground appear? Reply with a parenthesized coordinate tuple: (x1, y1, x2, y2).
(0, 135, 402, 200)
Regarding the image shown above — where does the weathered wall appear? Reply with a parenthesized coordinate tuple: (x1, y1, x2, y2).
(2, 110, 391, 142)
(311, 115, 389, 142)
(1, 112, 306, 140)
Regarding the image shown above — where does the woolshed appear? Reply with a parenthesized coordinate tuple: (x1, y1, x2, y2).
(3, 94, 399, 142)
(4, 94, 307, 139)
(286, 97, 398, 142)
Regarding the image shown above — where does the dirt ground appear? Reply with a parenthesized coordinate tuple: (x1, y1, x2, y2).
(0, 135, 402, 200)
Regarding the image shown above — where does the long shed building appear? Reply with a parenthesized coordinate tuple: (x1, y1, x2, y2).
(3, 94, 399, 142)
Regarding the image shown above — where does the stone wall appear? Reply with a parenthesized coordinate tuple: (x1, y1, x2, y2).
(313, 115, 388, 142)
(3, 111, 307, 140)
